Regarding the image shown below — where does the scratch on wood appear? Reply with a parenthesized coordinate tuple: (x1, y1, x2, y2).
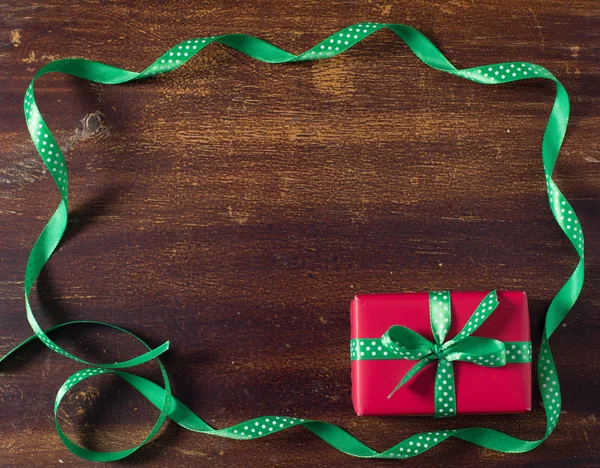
(569, 45, 581, 58)
(582, 413, 597, 424)
(226, 206, 250, 225)
(380, 4, 392, 16)
(312, 60, 356, 95)
(22, 51, 36, 63)
(528, 8, 546, 49)
(9, 30, 21, 47)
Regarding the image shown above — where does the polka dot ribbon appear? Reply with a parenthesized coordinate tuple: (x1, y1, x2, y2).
(374, 291, 531, 417)
(0, 23, 584, 461)
(351, 339, 531, 362)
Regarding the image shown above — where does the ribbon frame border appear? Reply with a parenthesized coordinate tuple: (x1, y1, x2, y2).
(1, 23, 584, 461)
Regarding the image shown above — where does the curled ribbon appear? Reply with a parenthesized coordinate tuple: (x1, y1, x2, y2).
(0, 23, 585, 461)
(382, 291, 509, 417)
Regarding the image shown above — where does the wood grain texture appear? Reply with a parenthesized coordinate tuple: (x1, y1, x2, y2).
(1, 1, 599, 466)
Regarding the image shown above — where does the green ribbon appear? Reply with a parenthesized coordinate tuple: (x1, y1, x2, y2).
(0, 23, 584, 461)
(351, 291, 532, 417)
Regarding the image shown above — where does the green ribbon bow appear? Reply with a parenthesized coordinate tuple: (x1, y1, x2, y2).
(383, 291, 510, 417)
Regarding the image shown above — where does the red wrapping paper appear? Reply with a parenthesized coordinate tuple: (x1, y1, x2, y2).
(350, 291, 531, 416)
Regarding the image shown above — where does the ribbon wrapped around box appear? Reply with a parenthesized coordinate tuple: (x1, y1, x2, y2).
(351, 290, 532, 417)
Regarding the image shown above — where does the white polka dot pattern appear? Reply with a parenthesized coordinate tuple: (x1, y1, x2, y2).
(505, 342, 533, 363)
(546, 173, 584, 255)
(434, 359, 457, 417)
(24, 84, 69, 200)
(351, 338, 531, 362)
(459, 62, 554, 84)
(297, 23, 384, 61)
(380, 430, 460, 458)
(538, 339, 561, 433)
(429, 291, 452, 344)
(221, 416, 306, 439)
(454, 291, 499, 341)
(140, 38, 217, 77)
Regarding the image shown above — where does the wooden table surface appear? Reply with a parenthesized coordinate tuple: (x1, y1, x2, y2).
(1, 1, 599, 466)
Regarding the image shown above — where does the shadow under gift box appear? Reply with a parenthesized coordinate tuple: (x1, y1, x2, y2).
(350, 291, 531, 416)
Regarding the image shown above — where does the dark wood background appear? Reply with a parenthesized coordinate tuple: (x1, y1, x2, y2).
(1, 1, 599, 466)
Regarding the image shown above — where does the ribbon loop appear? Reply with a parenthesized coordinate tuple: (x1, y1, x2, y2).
(382, 325, 434, 360)
(443, 336, 506, 366)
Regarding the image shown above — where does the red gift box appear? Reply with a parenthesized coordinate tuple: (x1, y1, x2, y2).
(350, 291, 531, 416)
